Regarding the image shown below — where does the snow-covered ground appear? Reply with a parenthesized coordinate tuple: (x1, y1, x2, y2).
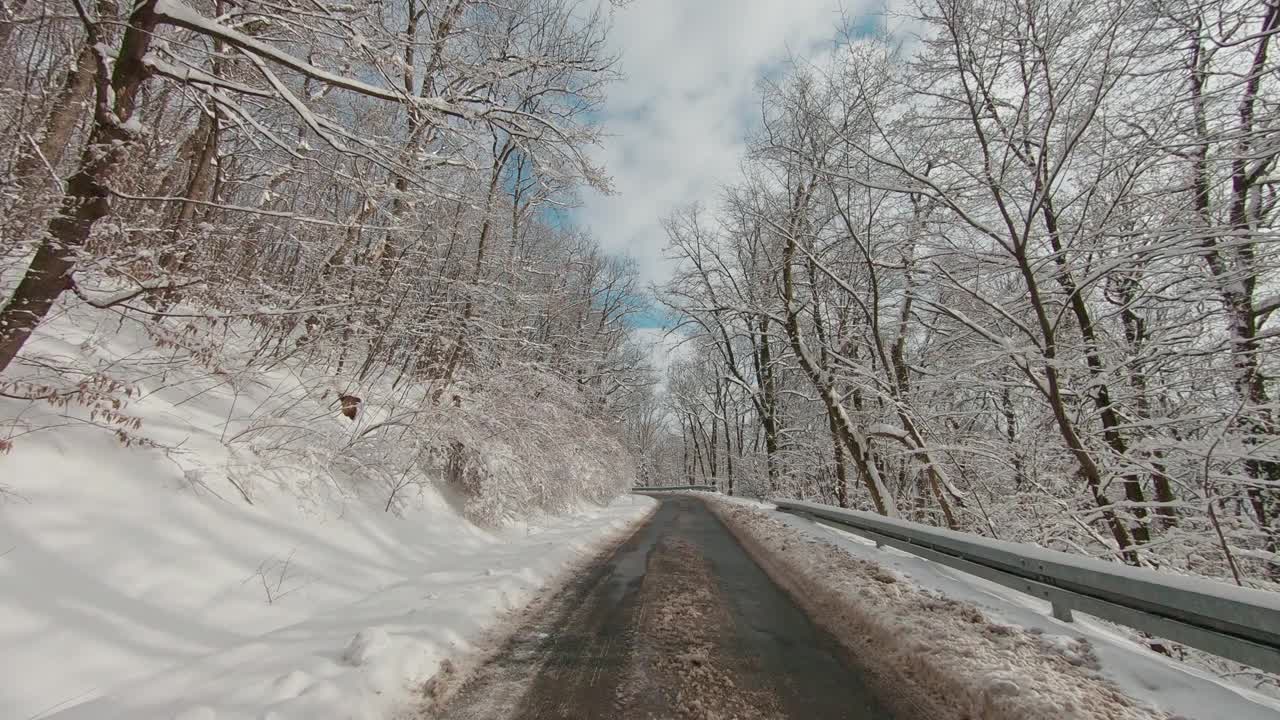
(709, 495, 1280, 720)
(0, 452, 652, 720)
(0, 306, 654, 720)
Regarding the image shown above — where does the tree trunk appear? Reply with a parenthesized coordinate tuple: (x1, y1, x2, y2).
(828, 410, 848, 508)
(753, 315, 781, 491)
(2, 27, 98, 259)
(1013, 245, 1136, 562)
(0, 0, 159, 375)
(1040, 195, 1150, 545)
(780, 222, 895, 516)
(723, 410, 735, 496)
(1187, 7, 1280, 569)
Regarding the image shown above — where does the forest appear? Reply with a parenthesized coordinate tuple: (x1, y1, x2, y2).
(635, 0, 1280, 592)
(0, 0, 650, 520)
(3, 0, 1279, 713)
(2, 0, 1278, 586)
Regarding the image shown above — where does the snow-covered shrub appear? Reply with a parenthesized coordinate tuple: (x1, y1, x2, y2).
(425, 365, 635, 525)
(0, 298, 638, 525)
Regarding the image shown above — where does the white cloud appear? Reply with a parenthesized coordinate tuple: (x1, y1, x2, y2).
(631, 326, 690, 376)
(578, 0, 879, 286)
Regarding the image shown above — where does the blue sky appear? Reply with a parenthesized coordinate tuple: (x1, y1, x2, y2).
(627, 304, 673, 330)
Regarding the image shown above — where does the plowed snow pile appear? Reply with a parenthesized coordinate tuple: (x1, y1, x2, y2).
(708, 500, 1165, 720)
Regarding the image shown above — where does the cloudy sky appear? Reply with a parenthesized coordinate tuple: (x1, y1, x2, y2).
(572, 0, 886, 320)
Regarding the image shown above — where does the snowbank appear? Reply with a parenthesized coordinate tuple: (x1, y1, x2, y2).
(0, 435, 653, 719)
(0, 305, 653, 718)
(707, 496, 1280, 720)
(705, 498, 1202, 719)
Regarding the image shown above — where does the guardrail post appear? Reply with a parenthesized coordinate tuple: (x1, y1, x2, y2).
(1051, 601, 1074, 623)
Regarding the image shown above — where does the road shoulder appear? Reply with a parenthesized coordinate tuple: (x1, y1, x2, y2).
(704, 496, 1170, 720)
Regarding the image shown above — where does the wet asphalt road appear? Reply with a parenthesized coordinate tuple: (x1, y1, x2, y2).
(432, 495, 894, 720)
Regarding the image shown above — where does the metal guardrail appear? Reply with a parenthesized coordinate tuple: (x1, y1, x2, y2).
(632, 484, 719, 493)
(775, 499, 1280, 674)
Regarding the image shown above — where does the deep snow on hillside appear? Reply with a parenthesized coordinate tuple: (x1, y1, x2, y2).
(0, 306, 652, 719)
(1, 432, 652, 720)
